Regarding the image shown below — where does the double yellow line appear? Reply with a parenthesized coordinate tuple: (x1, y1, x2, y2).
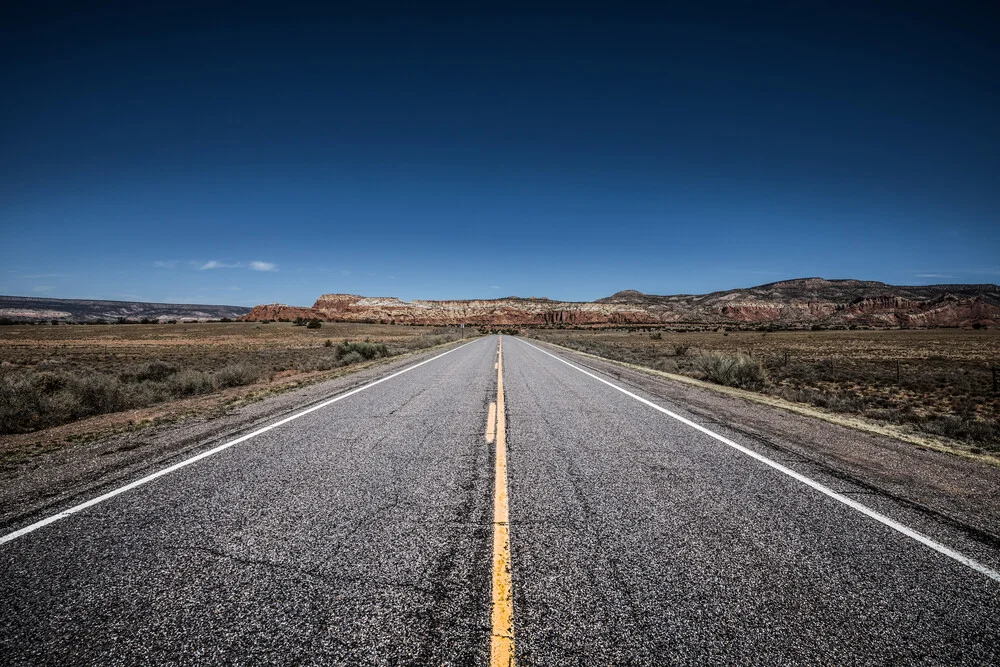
(489, 338, 516, 666)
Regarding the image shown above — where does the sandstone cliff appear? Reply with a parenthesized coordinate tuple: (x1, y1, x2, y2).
(241, 279, 1000, 328)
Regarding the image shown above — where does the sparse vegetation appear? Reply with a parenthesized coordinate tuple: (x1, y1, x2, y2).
(0, 321, 473, 435)
(695, 352, 768, 390)
(527, 328, 1000, 451)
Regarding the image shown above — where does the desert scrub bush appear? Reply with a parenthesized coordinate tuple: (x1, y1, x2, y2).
(673, 344, 691, 356)
(338, 351, 364, 366)
(122, 361, 178, 383)
(168, 369, 217, 396)
(306, 319, 322, 329)
(405, 333, 461, 350)
(696, 352, 769, 390)
(215, 363, 264, 388)
(918, 415, 999, 449)
(0, 368, 146, 433)
(0, 370, 43, 432)
(337, 341, 389, 361)
(73, 374, 128, 414)
(652, 358, 678, 373)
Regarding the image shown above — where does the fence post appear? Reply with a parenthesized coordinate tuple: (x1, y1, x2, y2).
(896, 360, 900, 383)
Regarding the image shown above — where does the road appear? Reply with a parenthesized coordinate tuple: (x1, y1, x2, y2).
(1, 335, 999, 665)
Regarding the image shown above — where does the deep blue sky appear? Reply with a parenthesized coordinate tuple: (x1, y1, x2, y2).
(2, 3, 998, 305)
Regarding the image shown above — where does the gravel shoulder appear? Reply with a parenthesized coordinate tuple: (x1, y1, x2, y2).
(0, 338, 476, 533)
(529, 339, 1000, 545)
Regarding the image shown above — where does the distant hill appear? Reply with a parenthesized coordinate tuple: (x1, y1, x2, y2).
(242, 278, 1000, 329)
(0, 295, 252, 323)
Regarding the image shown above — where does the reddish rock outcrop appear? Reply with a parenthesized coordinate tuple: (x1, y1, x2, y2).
(241, 279, 1000, 328)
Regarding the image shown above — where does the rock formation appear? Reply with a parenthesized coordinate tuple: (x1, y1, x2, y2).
(241, 279, 1000, 329)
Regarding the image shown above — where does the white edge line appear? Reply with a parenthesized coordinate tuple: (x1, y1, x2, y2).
(0, 338, 483, 546)
(517, 339, 1000, 585)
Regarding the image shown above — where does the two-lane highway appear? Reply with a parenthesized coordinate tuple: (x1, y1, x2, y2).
(1, 338, 497, 665)
(2, 335, 999, 665)
(501, 338, 1000, 664)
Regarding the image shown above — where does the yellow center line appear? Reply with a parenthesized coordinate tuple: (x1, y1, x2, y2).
(491, 337, 516, 667)
(486, 401, 497, 443)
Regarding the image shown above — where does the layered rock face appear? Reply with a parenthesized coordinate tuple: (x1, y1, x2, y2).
(242, 279, 1000, 328)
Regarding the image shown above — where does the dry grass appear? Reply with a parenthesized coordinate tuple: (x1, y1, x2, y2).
(0, 322, 470, 434)
(527, 328, 1000, 451)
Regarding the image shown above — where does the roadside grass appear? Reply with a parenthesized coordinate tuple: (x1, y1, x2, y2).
(527, 328, 1000, 451)
(0, 322, 471, 435)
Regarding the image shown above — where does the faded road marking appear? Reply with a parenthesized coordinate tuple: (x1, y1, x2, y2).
(491, 337, 516, 666)
(487, 401, 497, 443)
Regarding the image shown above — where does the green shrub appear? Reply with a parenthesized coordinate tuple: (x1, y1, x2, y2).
(696, 352, 768, 390)
(306, 319, 322, 329)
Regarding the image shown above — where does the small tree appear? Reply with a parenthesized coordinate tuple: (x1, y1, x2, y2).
(306, 319, 322, 329)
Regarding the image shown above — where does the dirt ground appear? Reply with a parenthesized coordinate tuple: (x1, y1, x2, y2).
(526, 328, 1000, 451)
(0, 320, 461, 369)
(0, 321, 469, 440)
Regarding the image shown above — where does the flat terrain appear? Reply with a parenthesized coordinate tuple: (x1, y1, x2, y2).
(0, 320, 462, 371)
(2, 335, 999, 664)
(0, 321, 466, 440)
(528, 328, 1000, 451)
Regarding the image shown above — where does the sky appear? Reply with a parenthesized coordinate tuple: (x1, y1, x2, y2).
(1, 2, 998, 305)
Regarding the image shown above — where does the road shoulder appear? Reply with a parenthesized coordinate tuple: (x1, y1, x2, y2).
(528, 338, 1000, 544)
(0, 339, 476, 532)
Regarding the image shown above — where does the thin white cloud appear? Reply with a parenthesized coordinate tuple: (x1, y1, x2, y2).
(916, 273, 952, 278)
(160, 259, 279, 272)
(200, 260, 242, 270)
(250, 261, 278, 272)
(340, 269, 352, 276)
(490, 285, 501, 290)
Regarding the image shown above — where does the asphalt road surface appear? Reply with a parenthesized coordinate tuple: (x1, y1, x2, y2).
(2, 335, 998, 665)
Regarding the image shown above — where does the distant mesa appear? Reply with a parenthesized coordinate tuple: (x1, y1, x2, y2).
(0, 296, 250, 323)
(242, 279, 1000, 329)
